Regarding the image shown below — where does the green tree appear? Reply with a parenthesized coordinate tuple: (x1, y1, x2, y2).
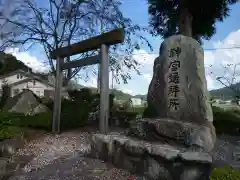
(0, 84, 10, 108)
(147, 0, 237, 42)
(0, 52, 32, 75)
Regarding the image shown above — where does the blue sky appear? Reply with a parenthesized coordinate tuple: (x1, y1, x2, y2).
(7, 1, 240, 95)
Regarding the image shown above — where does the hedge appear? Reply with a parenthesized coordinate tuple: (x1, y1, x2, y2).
(142, 103, 159, 118)
(210, 166, 240, 180)
(212, 106, 240, 136)
(133, 106, 145, 115)
(0, 111, 52, 130)
(0, 110, 90, 132)
(60, 99, 90, 130)
(0, 89, 115, 132)
(0, 124, 25, 141)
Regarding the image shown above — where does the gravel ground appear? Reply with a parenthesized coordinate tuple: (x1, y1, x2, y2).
(211, 134, 240, 169)
(5, 127, 240, 180)
(7, 128, 148, 180)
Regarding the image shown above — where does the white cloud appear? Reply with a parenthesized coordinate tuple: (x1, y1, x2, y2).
(4, 48, 50, 73)
(82, 77, 98, 88)
(76, 50, 157, 94)
(143, 73, 151, 82)
(133, 49, 157, 66)
(205, 29, 240, 90)
(121, 88, 135, 95)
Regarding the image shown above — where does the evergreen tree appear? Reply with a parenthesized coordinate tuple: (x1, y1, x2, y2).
(0, 84, 10, 108)
(0, 52, 32, 75)
(148, 0, 237, 42)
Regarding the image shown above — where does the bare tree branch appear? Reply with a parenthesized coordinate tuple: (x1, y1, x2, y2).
(210, 62, 240, 104)
(1, 0, 152, 86)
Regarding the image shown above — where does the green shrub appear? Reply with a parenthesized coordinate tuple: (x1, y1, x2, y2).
(142, 103, 159, 118)
(22, 112, 52, 130)
(133, 106, 145, 115)
(0, 89, 116, 132)
(0, 84, 10, 108)
(60, 89, 116, 130)
(212, 106, 240, 136)
(60, 99, 89, 130)
(0, 111, 52, 130)
(111, 111, 138, 128)
(210, 166, 240, 180)
(0, 125, 25, 141)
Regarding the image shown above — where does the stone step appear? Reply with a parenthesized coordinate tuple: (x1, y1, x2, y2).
(89, 133, 213, 180)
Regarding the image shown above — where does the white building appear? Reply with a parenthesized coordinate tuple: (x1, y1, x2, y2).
(225, 100, 232, 105)
(130, 98, 143, 106)
(0, 69, 67, 98)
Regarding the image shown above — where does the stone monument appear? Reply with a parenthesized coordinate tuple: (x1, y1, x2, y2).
(89, 35, 216, 180)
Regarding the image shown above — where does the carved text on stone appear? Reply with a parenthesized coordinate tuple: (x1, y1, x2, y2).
(168, 46, 181, 111)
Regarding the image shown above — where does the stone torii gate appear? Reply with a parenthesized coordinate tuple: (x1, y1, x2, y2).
(50, 28, 125, 134)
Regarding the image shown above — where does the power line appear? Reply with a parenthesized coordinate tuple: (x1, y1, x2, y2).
(204, 46, 240, 51)
(111, 46, 240, 57)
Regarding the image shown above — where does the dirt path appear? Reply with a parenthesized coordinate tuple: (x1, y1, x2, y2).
(6, 128, 148, 180)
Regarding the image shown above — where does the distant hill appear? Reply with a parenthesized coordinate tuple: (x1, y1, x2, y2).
(133, 94, 147, 101)
(81, 87, 147, 101)
(110, 89, 147, 101)
(109, 83, 240, 101)
(81, 82, 240, 101)
(71, 79, 240, 101)
(210, 83, 240, 100)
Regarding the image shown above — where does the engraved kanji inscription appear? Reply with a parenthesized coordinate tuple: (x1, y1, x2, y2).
(168, 47, 181, 58)
(168, 98, 180, 110)
(168, 72, 180, 84)
(167, 46, 181, 110)
(168, 85, 180, 97)
(169, 60, 180, 71)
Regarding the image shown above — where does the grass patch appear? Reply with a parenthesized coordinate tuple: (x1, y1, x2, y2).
(210, 166, 240, 180)
(0, 125, 25, 141)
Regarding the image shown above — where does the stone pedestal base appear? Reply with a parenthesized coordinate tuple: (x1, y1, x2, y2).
(127, 118, 216, 152)
(89, 133, 213, 180)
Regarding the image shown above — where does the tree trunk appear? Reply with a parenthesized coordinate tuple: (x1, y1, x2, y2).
(179, 1, 192, 37)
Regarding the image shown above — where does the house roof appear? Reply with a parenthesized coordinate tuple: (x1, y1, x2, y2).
(0, 69, 70, 91)
(0, 69, 55, 87)
(9, 77, 55, 88)
(0, 69, 26, 79)
(0, 69, 49, 81)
